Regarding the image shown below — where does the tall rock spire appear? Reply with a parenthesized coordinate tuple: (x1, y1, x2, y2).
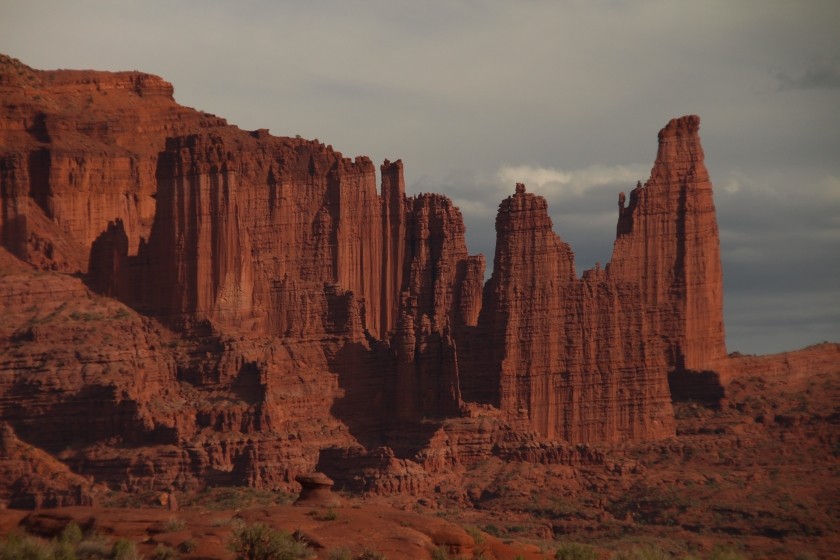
(611, 115, 726, 372)
(469, 182, 675, 443)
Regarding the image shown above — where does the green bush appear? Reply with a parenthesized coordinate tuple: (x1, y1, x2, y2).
(0, 532, 53, 560)
(314, 508, 339, 521)
(555, 542, 598, 560)
(179, 539, 197, 553)
(327, 548, 352, 560)
(112, 538, 142, 560)
(59, 523, 84, 547)
(228, 522, 311, 560)
(53, 541, 78, 560)
(431, 546, 451, 560)
(76, 537, 113, 559)
(464, 526, 485, 544)
(151, 544, 179, 560)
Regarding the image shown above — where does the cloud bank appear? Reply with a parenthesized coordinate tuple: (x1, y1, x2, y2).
(1, 0, 838, 354)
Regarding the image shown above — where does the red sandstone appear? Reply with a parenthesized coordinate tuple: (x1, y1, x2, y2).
(0, 54, 836, 531)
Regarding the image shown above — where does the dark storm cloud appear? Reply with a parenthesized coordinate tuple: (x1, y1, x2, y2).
(1, 0, 838, 354)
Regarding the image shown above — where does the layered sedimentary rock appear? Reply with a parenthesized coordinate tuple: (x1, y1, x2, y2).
(393, 193, 485, 421)
(466, 183, 674, 443)
(0, 54, 227, 273)
(464, 116, 726, 441)
(0, 246, 363, 493)
(0, 422, 97, 509)
(612, 115, 726, 372)
(0, 55, 758, 505)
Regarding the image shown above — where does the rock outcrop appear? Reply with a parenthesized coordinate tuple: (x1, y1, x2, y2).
(612, 115, 727, 372)
(2, 55, 800, 508)
(463, 183, 674, 442)
(0, 54, 225, 273)
(293, 472, 342, 507)
(459, 116, 726, 442)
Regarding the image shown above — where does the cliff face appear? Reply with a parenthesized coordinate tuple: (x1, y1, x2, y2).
(612, 115, 726, 372)
(467, 184, 674, 442)
(0, 55, 747, 504)
(0, 55, 226, 274)
(464, 116, 725, 441)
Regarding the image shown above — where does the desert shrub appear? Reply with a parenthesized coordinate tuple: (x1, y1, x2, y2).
(59, 523, 84, 546)
(185, 487, 294, 510)
(113, 308, 131, 319)
(482, 524, 502, 538)
(112, 538, 142, 560)
(464, 526, 484, 544)
(164, 518, 186, 532)
(527, 498, 578, 520)
(555, 542, 598, 560)
(151, 544, 179, 560)
(354, 550, 386, 560)
(314, 508, 339, 521)
(431, 546, 452, 560)
(608, 483, 694, 526)
(76, 537, 113, 559)
(228, 522, 311, 560)
(610, 545, 670, 560)
(178, 539, 197, 553)
(0, 532, 53, 560)
(53, 541, 78, 560)
(327, 548, 352, 560)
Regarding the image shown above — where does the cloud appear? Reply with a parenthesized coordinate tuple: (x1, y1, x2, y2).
(775, 56, 840, 91)
(496, 163, 647, 198)
(433, 162, 648, 279)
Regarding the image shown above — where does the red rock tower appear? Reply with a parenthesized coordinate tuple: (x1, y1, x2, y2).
(473, 183, 675, 443)
(612, 115, 727, 372)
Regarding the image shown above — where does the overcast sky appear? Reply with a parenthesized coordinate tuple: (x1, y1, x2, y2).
(2, 0, 838, 354)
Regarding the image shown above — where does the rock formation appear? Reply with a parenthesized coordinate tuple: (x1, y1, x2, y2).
(612, 115, 727, 373)
(459, 116, 727, 442)
(0, 54, 790, 507)
(462, 183, 674, 442)
(293, 472, 342, 508)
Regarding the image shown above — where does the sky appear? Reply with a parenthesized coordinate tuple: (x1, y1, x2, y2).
(2, 0, 839, 354)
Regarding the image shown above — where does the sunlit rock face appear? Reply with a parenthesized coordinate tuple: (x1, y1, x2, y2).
(2, 54, 737, 503)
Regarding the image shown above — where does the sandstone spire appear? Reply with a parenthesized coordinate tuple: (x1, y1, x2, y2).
(611, 115, 726, 372)
(468, 184, 675, 442)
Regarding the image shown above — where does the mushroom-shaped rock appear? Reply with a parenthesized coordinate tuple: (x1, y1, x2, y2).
(293, 473, 343, 507)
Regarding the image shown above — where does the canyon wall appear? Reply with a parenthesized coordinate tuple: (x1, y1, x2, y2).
(0, 55, 743, 501)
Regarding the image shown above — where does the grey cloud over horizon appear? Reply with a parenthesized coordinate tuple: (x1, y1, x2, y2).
(1, 0, 838, 355)
(775, 55, 840, 91)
